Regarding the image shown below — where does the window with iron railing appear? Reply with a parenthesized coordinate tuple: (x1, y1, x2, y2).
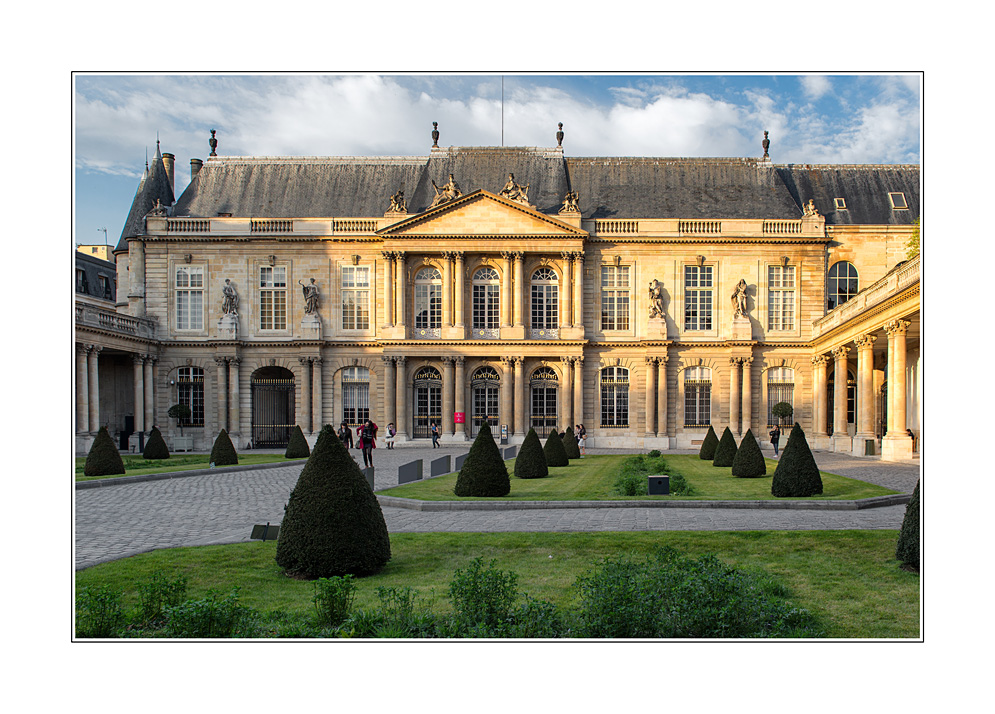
(177, 366, 205, 427)
(600, 366, 629, 428)
(684, 366, 711, 427)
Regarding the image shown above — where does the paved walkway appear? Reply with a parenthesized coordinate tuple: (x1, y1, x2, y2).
(74, 447, 920, 570)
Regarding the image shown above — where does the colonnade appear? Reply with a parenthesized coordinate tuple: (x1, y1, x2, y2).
(642, 355, 670, 438)
(75, 344, 157, 436)
(724, 356, 754, 436)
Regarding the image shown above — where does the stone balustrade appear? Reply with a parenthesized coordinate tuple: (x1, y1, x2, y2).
(813, 253, 920, 338)
(76, 303, 157, 339)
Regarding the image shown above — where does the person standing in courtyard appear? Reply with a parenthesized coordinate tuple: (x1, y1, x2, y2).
(578, 431, 586, 457)
(769, 424, 781, 456)
(338, 422, 353, 449)
(385, 422, 396, 449)
(359, 419, 377, 467)
(431, 421, 440, 448)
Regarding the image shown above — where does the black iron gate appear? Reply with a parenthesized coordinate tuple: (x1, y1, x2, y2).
(412, 367, 442, 439)
(251, 375, 295, 447)
(530, 367, 558, 438)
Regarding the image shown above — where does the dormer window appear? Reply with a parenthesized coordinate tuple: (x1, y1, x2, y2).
(889, 192, 908, 209)
(834, 198, 846, 210)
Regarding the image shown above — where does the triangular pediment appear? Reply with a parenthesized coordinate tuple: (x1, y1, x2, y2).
(378, 190, 586, 237)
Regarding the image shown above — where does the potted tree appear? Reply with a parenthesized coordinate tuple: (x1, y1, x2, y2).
(771, 402, 793, 427)
(168, 403, 194, 452)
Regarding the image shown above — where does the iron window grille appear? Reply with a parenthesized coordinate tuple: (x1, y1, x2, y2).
(342, 366, 370, 429)
(600, 366, 629, 428)
(176, 366, 205, 427)
(413, 366, 442, 438)
(530, 366, 558, 437)
(767, 367, 795, 427)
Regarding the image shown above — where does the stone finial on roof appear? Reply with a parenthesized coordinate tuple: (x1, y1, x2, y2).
(209, 129, 218, 157)
(762, 130, 770, 160)
(431, 122, 439, 148)
(556, 122, 564, 147)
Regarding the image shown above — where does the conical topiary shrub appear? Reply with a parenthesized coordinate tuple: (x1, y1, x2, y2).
(454, 422, 511, 497)
(285, 424, 310, 459)
(276, 425, 391, 577)
(543, 429, 569, 468)
(210, 429, 238, 466)
(712, 427, 739, 467)
(514, 428, 548, 480)
(896, 480, 920, 571)
(698, 425, 718, 460)
(771, 423, 823, 497)
(562, 428, 580, 460)
(731, 429, 766, 478)
(142, 426, 170, 460)
(84, 425, 126, 476)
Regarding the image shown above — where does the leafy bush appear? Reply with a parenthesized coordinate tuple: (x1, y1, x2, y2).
(76, 585, 126, 637)
(447, 557, 519, 637)
(514, 428, 548, 480)
(614, 469, 648, 496)
(543, 430, 569, 467)
(276, 425, 392, 577)
(771, 401, 794, 424)
(508, 596, 567, 638)
(648, 449, 662, 458)
(136, 570, 188, 627)
(731, 429, 767, 478)
(142, 426, 170, 460)
(771, 423, 823, 497)
(562, 428, 580, 460)
(612, 455, 693, 497)
(453, 422, 511, 497)
(313, 575, 356, 627)
(285, 424, 311, 459)
(698, 425, 718, 460)
(896, 480, 920, 571)
(84, 426, 126, 477)
(162, 588, 258, 638)
(210, 429, 238, 466)
(712, 427, 738, 467)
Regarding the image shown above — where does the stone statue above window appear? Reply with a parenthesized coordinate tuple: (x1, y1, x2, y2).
(732, 279, 748, 318)
(429, 174, 462, 208)
(648, 279, 665, 318)
(299, 278, 319, 315)
(222, 279, 239, 316)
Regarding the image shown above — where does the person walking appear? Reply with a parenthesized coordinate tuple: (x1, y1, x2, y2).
(431, 421, 440, 448)
(578, 431, 586, 457)
(337, 422, 353, 449)
(385, 422, 396, 449)
(359, 419, 377, 467)
(769, 424, 781, 457)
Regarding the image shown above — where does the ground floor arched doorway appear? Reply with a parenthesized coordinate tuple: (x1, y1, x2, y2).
(529, 366, 558, 437)
(470, 366, 500, 437)
(412, 366, 442, 439)
(251, 366, 295, 447)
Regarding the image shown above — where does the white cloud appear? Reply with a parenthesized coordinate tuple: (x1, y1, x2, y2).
(800, 75, 832, 100)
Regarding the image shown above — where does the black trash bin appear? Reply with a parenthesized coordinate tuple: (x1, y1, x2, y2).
(648, 475, 670, 495)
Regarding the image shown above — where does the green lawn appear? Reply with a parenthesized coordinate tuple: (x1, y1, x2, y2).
(379, 454, 898, 501)
(75, 453, 306, 481)
(74, 530, 920, 638)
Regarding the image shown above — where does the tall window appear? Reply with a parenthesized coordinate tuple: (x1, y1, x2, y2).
(414, 267, 442, 336)
(684, 366, 711, 427)
(471, 267, 500, 337)
(175, 266, 204, 331)
(342, 366, 370, 428)
(767, 265, 796, 330)
(767, 367, 795, 427)
(684, 265, 713, 330)
(827, 261, 858, 311)
(470, 366, 500, 437)
(600, 366, 629, 428)
(413, 366, 442, 438)
(177, 366, 205, 427)
(601, 265, 630, 330)
(341, 266, 370, 330)
(530, 366, 558, 438)
(531, 267, 559, 336)
(76, 268, 89, 294)
(259, 266, 287, 330)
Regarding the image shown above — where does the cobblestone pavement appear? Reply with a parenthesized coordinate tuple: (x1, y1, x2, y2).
(74, 446, 920, 570)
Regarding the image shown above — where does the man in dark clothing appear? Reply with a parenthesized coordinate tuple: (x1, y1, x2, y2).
(769, 425, 781, 456)
(338, 423, 353, 449)
(359, 419, 377, 467)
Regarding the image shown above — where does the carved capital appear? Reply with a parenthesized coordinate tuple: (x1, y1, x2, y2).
(381, 251, 396, 262)
(394, 251, 406, 263)
(729, 357, 742, 366)
(854, 334, 877, 350)
(561, 251, 574, 263)
(298, 356, 312, 365)
(574, 355, 584, 365)
(452, 251, 465, 263)
(133, 354, 145, 366)
(811, 355, 829, 367)
(215, 356, 228, 366)
(832, 346, 850, 360)
(312, 357, 322, 367)
(561, 356, 574, 365)
(513, 356, 524, 365)
(572, 251, 586, 264)
(512, 251, 524, 262)
(885, 319, 911, 337)
(500, 251, 515, 261)
(645, 356, 656, 365)
(657, 353, 670, 365)
(742, 357, 753, 366)
(381, 355, 395, 365)
(455, 355, 466, 365)
(229, 357, 241, 367)
(395, 356, 407, 366)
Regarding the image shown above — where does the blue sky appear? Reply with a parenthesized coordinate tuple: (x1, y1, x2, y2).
(73, 72, 921, 248)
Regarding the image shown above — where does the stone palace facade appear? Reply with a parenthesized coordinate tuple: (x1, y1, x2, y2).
(74, 128, 921, 460)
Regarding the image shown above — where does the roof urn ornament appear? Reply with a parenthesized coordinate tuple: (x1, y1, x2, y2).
(209, 129, 218, 156)
(762, 130, 770, 160)
(431, 122, 439, 147)
(556, 122, 564, 147)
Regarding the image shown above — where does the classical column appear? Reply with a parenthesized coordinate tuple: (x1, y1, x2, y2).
(229, 358, 241, 437)
(832, 346, 850, 437)
(442, 252, 454, 327)
(561, 253, 574, 328)
(133, 355, 145, 435)
(298, 357, 312, 433)
(501, 252, 513, 327)
(395, 356, 408, 439)
(216, 357, 229, 433)
(573, 355, 584, 429)
(561, 357, 574, 432)
(656, 354, 669, 438)
(454, 252, 465, 328)
(382, 251, 394, 328)
(855, 334, 877, 441)
(143, 357, 154, 430)
(644, 356, 657, 438)
(442, 356, 454, 435)
(500, 357, 513, 434)
(811, 355, 829, 436)
(729, 358, 742, 435)
(513, 252, 525, 327)
(395, 252, 407, 330)
(382, 356, 396, 431)
(77, 345, 90, 433)
(572, 253, 584, 328)
(454, 356, 466, 439)
(885, 320, 911, 437)
(741, 357, 753, 436)
(513, 357, 525, 436)
(312, 357, 323, 433)
(87, 345, 101, 432)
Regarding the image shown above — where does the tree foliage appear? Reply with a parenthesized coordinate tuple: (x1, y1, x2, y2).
(543, 430, 569, 467)
(896, 480, 920, 571)
(210, 429, 239, 466)
(698, 425, 718, 460)
(454, 422, 511, 497)
(771, 423, 823, 497)
(142, 426, 170, 460)
(285, 425, 311, 459)
(514, 428, 548, 480)
(562, 428, 580, 460)
(712, 427, 739, 467)
(84, 425, 126, 476)
(731, 429, 767, 478)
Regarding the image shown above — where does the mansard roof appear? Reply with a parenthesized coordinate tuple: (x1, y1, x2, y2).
(114, 147, 175, 252)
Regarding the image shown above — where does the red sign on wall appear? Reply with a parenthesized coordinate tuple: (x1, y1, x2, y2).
(454, 412, 465, 424)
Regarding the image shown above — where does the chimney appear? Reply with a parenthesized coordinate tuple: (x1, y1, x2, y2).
(162, 152, 175, 191)
(190, 158, 203, 182)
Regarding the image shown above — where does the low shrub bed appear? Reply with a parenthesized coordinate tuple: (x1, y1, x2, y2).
(612, 455, 693, 497)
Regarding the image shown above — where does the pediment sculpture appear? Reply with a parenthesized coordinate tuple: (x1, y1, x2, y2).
(559, 190, 580, 214)
(429, 174, 463, 209)
(388, 189, 407, 213)
(499, 173, 530, 205)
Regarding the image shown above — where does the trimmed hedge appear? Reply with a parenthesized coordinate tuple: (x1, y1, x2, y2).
(142, 426, 170, 460)
(712, 427, 738, 467)
(731, 429, 767, 478)
(275, 425, 391, 577)
(896, 480, 920, 570)
(771, 423, 823, 497)
(453, 422, 511, 497)
(514, 428, 548, 480)
(210, 429, 239, 466)
(285, 425, 311, 459)
(562, 429, 580, 460)
(543, 430, 569, 468)
(698, 426, 718, 460)
(84, 426, 126, 476)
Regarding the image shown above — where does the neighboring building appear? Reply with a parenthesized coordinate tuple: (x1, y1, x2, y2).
(77, 244, 114, 262)
(76, 129, 920, 461)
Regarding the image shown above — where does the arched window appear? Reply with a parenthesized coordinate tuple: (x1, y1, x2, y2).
(828, 261, 859, 311)
(684, 366, 711, 428)
(600, 366, 629, 428)
(412, 366, 442, 438)
(342, 366, 370, 429)
(470, 366, 500, 437)
(471, 267, 500, 338)
(530, 366, 558, 437)
(414, 267, 442, 337)
(530, 267, 559, 338)
(176, 366, 205, 427)
(767, 367, 795, 427)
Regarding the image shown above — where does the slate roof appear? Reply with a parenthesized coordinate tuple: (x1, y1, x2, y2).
(114, 146, 176, 252)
